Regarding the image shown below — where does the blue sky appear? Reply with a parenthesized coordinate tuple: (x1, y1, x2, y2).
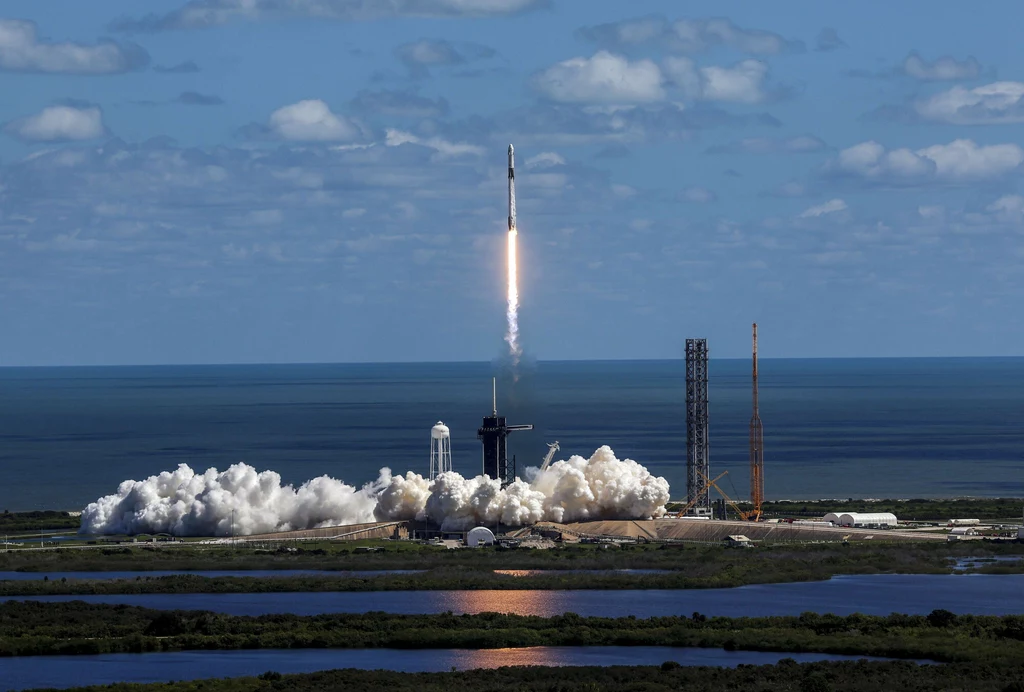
(1, 0, 1023, 365)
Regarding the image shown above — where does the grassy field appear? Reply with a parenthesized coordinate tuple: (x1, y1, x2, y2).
(1, 541, 1022, 594)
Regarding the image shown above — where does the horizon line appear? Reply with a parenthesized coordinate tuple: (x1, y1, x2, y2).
(1, 355, 1023, 369)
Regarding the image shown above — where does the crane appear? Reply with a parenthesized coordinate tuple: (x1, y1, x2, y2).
(698, 469, 755, 522)
(539, 441, 560, 472)
(673, 471, 729, 516)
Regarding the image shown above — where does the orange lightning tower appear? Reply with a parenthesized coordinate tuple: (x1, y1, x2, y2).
(749, 323, 765, 521)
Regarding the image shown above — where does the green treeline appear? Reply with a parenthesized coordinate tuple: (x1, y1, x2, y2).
(2, 544, 1023, 596)
(4, 538, 1024, 579)
(0, 566, 897, 596)
(26, 661, 1024, 692)
(0, 510, 80, 533)
(3, 601, 1024, 664)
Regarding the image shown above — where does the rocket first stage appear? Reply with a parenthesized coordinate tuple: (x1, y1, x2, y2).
(504, 144, 522, 366)
(508, 144, 516, 231)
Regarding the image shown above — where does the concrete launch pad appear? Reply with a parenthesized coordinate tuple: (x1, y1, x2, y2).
(241, 517, 945, 544)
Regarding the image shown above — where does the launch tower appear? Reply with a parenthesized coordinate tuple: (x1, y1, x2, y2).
(685, 339, 711, 515)
(749, 324, 765, 521)
(478, 378, 533, 487)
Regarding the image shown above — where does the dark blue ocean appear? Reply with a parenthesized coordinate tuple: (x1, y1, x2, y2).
(0, 358, 1022, 511)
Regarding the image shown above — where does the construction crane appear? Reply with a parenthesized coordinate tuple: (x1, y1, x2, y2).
(539, 441, 560, 472)
(698, 469, 754, 522)
(673, 471, 729, 516)
(750, 323, 765, 522)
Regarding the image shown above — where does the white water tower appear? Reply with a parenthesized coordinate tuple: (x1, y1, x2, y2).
(430, 421, 452, 479)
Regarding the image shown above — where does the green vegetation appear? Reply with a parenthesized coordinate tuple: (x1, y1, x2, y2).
(24, 660, 1024, 692)
(2, 541, 1023, 595)
(761, 498, 1024, 522)
(3, 601, 1024, 664)
(0, 510, 80, 534)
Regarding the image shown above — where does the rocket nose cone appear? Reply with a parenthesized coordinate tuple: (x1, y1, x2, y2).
(508, 144, 514, 155)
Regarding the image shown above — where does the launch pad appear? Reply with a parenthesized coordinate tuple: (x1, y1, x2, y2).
(478, 379, 533, 486)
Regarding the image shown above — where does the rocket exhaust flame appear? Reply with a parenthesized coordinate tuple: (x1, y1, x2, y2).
(505, 144, 521, 371)
(506, 227, 521, 366)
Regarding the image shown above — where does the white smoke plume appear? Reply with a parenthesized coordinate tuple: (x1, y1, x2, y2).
(81, 446, 670, 536)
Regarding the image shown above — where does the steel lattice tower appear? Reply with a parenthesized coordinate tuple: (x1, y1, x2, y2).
(685, 339, 711, 515)
(750, 323, 765, 521)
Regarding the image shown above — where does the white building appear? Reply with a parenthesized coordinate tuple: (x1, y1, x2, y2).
(466, 526, 496, 547)
(949, 526, 977, 536)
(949, 518, 980, 527)
(823, 512, 897, 528)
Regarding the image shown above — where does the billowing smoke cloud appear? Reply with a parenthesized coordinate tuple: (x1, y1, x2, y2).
(81, 446, 670, 535)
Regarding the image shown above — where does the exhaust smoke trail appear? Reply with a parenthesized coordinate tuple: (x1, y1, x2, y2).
(505, 144, 521, 373)
(80, 446, 671, 536)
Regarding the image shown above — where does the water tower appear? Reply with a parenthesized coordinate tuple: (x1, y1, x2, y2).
(430, 421, 452, 479)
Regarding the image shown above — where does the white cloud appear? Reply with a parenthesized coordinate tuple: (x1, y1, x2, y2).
(828, 139, 1024, 184)
(0, 19, 146, 73)
(4, 105, 104, 142)
(664, 57, 771, 103)
(394, 39, 494, 77)
(578, 16, 803, 55)
(532, 51, 664, 104)
(112, 0, 545, 31)
(681, 186, 716, 203)
(701, 60, 769, 103)
(525, 152, 565, 168)
(986, 194, 1024, 223)
(384, 129, 484, 158)
(902, 52, 981, 81)
(915, 82, 1024, 124)
(268, 100, 362, 141)
(799, 199, 847, 218)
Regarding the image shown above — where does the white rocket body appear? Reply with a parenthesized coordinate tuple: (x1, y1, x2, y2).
(508, 144, 516, 231)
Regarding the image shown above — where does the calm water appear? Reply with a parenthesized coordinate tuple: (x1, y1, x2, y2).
(0, 647, 917, 692)
(1, 359, 1023, 510)
(14, 574, 1024, 617)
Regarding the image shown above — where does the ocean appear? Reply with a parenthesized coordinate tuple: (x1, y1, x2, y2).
(0, 358, 1022, 511)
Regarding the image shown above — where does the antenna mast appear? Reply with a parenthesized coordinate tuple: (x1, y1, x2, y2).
(749, 323, 765, 521)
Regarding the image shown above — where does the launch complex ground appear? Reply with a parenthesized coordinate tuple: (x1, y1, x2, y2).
(232, 516, 959, 546)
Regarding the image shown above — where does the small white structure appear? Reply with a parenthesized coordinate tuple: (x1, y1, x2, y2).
(950, 526, 977, 536)
(723, 534, 753, 548)
(949, 518, 980, 527)
(466, 526, 495, 547)
(823, 512, 897, 528)
(429, 421, 452, 479)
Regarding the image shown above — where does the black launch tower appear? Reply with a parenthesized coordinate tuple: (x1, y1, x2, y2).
(478, 379, 533, 487)
(685, 338, 711, 515)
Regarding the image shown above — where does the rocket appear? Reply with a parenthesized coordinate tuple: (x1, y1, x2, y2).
(507, 143, 516, 232)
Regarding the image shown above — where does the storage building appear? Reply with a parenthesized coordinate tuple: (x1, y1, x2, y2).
(466, 526, 496, 547)
(823, 512, 897, 528)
